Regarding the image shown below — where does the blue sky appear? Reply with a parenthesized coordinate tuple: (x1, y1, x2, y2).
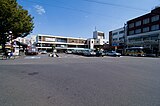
(17, 0, 160, 39)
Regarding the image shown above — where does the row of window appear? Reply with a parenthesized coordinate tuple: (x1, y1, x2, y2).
(112, 30, 124, 36)
(129, 15, 160, 28)
(128, 35, 159, 42)
(39, 36, 86, 44)
(129, 24, 160, 35)
(113, 37, 124, 41)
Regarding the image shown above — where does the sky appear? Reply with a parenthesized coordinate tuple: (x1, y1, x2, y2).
(17, 0, 160, 39)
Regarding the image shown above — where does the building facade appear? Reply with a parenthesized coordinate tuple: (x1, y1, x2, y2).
(127, 7, 160, 54)
(36, 31, 108, 52)
(92, 31, 108, 49)
(109, 27, 126, 54)
(36, 34, 88, 52)
(109, 27, 125, 47)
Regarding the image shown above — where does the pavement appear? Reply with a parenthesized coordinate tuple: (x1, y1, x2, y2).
(0, 54, 160, 106)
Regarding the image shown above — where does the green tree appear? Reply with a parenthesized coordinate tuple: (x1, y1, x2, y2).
(0, 0, 34, 53)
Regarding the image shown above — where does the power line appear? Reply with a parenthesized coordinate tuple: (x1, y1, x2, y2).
(21, 0, 123, 19)
(82, 0, 149, 12)
(22, 0, 91, 14)
(21, 0, 150, 21)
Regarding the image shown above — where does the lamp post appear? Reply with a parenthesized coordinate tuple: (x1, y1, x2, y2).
(123, 23, 127, 55)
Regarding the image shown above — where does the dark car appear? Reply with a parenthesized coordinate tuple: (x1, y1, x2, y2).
(96, 51, 105, 57)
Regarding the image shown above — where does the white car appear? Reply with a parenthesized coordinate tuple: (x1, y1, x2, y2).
(40, 50, 47, 54)
(105, 51, 121, 57)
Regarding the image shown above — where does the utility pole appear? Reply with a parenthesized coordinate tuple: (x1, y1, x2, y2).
(123, 23, 127, 55)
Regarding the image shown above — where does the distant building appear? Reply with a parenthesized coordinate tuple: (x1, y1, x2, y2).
(109, 27, 126, 54)
(36, 34, 88, 52)
(127, 7, 160, 54)
(92, 31, 108, 49)
(35, 31, 108, 52)
(109, 27, 125, 47)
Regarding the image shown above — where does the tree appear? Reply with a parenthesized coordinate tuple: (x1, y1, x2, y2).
(0, 0, 34, 53)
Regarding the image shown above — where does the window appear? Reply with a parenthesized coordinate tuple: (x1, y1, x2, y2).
(39, 36, 42, 41)
(151, 24, 159, 31)
(112, 32, 118, 36)
(113, 38, 118, 41)
(97, 41, 99, 43)
(135, 29, 141, 34)
(129, 30, 134, 35)
(135, 21, 141, 26)
(119, 30, 124, 34)
(56, 38, 67, 43)
(151, 36, 158, 40)
(143, 27, 149, 32)
(119, 37, 124, 40)
(151, 15, 159, 22)
(143, 18, 149, 24)
(129, 23, 134, 28)
(143, 37, 149, 41)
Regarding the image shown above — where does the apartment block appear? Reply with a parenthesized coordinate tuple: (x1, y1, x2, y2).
(127, 7, 160, 53)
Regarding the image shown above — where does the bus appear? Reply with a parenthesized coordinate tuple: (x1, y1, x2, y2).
(125, 47, 153, 57)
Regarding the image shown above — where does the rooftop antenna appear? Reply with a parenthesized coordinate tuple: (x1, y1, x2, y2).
(95, 26, 97, 31)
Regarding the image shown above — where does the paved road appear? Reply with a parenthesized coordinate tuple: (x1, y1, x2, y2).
(0, 54, 160, 106)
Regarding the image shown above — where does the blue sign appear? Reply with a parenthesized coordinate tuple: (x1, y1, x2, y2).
(112, 43, 119, 46)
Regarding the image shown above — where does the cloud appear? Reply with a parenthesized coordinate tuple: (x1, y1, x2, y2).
(34, 5, 45, 15)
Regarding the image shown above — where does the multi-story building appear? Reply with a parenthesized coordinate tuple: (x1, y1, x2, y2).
(109, 27, 125, 46)
(92, 31, 108, 49)
(36, 31, 108, 52)
(109, 27, 126, 54)
(36, 34, 88, 52)
(127, 7, 160, 54)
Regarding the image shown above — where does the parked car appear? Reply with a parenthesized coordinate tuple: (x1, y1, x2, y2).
(65, 50, 72, 54)
(40, 50, 47, 54)
(83, 50, 96, 56)
(105, 51, 121, 57)
(96, 51, 105, 57)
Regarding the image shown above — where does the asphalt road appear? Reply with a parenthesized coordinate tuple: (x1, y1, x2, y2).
(0, 54, 160, 106)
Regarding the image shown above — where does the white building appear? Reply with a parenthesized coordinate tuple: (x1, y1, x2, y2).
(91, 31, 108, 49)
(36, 34, 88, 52)
(110, 27, 125, 47)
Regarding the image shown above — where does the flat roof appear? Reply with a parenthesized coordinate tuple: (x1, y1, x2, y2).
(37, 34, 87, 40)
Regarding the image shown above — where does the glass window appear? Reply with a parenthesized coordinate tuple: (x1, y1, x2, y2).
(56, 38, 67, 43)
(129, 23, 134, 28)
(151, 36, 158, 40)
(112, 32, 118, 36)
(151, 24, 159, 31)
(135, 29, 141, 34)
(143, 18, 149, 24)
(129, 30, 134, 35)
(113, 38, 118, 41)
(135, 21, 141, 26)
(143, 27, 149, 32)
(151, 15, 159, 22)
(119, 30, 124, 34)
(39, 36, 42, 41)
